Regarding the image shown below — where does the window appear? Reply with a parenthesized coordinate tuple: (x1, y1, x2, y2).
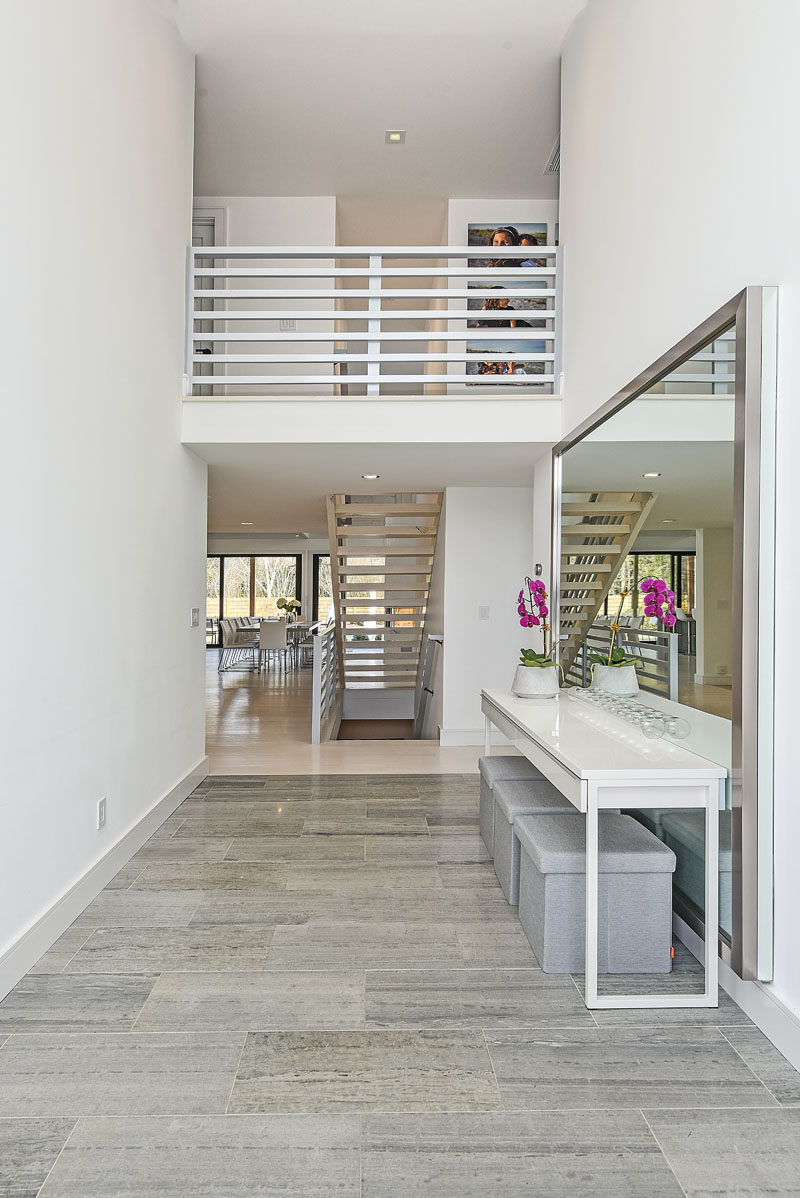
(253, 556, 300, 618)
(206, 556, 221, 622)
(604, 551, 695, 616)
(206, 555, 302, 628)
(221, 556, 250, 618)
(313, 554, 333, 622)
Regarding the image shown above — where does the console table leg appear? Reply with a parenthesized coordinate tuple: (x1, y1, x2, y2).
(585, 788, 600, 1008)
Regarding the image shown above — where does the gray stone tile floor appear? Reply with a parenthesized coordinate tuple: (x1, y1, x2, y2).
(1, 772, 799, 1195)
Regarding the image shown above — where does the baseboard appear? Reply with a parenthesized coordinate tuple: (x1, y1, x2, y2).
(674, 913, 800, 1075)
(0, 756, 208, 1001)
(693, 674, 732, 687)
(439, 727, 515, 748)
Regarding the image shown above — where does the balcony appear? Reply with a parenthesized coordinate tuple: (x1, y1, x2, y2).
(183, 244, 561, 401)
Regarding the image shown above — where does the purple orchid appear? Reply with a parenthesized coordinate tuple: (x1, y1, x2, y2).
(517, 575, 552, 661)
(640, 577, 677, 628)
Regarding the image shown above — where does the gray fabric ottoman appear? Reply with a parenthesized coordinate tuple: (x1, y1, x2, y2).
(516, 813, 677, 973)
(492, 778, 573, 904)
(624, 808, 673, 840)
(478, 755, 544, 857)
(661, 810, 732, 931)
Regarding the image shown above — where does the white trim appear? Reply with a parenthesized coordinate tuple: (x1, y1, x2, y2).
(191, 205, 227, 246)
(0, 757, 208, 1001)
(674, 913, 800, 1074)
(439, 726, 515, 747)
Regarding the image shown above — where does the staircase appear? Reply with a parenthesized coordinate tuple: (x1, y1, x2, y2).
(326, 492, 443, 689)
(558, 490, 657, 675)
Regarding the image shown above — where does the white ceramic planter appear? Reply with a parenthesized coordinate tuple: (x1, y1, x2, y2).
(590, 663, 640, 696)
(512, 663, 560, 699)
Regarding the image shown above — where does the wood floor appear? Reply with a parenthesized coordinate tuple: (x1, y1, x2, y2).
(205, 650, 481, 776)
(677, 656, 733, 719)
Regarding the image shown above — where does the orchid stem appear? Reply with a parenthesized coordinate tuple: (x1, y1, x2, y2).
(608, 590, 627, 665)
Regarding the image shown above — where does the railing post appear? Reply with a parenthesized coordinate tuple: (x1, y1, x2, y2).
(311, 633, 323, 745)
(668, 630, 679, 700)
(554, 244, 564, 396)
(367, 253, 381, 397)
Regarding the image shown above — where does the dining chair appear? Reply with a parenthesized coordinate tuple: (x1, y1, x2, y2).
(258, 618, 289, 672)
(218, 617, 258, 671)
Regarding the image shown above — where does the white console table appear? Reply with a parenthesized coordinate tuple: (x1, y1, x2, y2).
(481, 687, 725, 1010)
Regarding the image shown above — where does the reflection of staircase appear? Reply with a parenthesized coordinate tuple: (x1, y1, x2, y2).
(326, 492, 442, 689)
(559, 491, 657, 674)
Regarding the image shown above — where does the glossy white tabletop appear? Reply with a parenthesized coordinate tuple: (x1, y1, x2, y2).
(482, 689, 726, 782)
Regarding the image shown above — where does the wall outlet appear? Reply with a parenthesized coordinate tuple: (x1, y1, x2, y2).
(279, 318, 296, 332)
(718, 664, 728, 675)
(97, 797, 107, 830)
(478, 605, 490, 621)
(190, 607, 200, 628)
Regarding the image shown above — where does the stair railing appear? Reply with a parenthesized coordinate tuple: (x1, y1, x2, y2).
(566, 622, 679, 699)
(310, 624, 342, 744)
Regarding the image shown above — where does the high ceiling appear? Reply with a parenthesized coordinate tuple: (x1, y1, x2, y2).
(191, 441, 549, 534)
(175, 0, 585, 242)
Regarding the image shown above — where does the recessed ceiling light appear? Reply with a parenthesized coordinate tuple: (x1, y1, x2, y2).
(240, 521, 254, 526)
(362, 473, 380, 480)
(385, 130, 405, 144)
(642, 472, 661, 478)
(661, 519, 676, 524)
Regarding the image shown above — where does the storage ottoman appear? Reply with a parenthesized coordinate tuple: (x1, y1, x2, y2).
(516, 812, 677, 973)
(478, 754, 544, 857)
(492, 777, 573, 904)
(624, 808, 673, 840)
(661, 810, 732, 931)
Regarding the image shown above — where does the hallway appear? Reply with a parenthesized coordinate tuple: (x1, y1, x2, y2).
(206, 649, 481, 774)
(2, 773, 800, 1195)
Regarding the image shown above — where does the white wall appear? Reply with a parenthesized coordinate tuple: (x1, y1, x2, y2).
(532, 452, 554, 598)
(193, 195, 337, 395)
(194, 196, 337, 245)
(0, 1, 202, 989)
(694, 527, 733, 686)
(560, 0, 800, 1020)
(439, 488, 534, 745)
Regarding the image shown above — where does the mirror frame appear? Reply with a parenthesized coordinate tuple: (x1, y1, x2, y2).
(551, 287, 777, 982)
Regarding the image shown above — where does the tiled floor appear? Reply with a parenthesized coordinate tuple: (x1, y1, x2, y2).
(2, 773, 800, 1196)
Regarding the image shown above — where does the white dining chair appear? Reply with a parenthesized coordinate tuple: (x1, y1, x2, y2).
(218, 617, 257, 671)
(258, 618, 289, 672)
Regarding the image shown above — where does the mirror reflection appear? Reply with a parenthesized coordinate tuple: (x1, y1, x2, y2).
(558, 325, 735, 939)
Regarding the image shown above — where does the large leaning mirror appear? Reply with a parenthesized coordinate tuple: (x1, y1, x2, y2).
(552, 288, 776, 981)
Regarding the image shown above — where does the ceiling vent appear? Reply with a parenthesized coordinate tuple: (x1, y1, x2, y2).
(544, 136, 561, 174)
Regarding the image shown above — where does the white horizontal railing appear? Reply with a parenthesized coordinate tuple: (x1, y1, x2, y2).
(311, 624, 341, 744)
(566, 622, 679, 700)
(185, 245, 560, 398)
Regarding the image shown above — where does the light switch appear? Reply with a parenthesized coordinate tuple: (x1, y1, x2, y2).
(478, 605, 490, 621)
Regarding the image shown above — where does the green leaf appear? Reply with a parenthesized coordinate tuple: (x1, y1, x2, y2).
(519, 648, 554, 667)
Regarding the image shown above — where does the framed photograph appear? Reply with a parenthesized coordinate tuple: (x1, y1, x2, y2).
(467, 221, 548, 267)
(466, 221, 549, 383)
